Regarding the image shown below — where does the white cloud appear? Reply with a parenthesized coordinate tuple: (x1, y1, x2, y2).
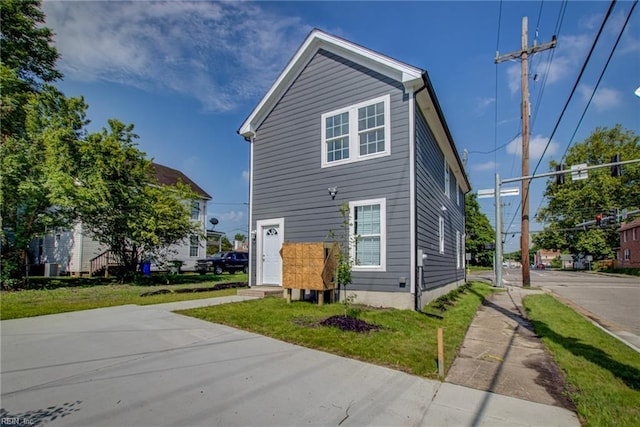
(473, 97, 495, 117)
(43, 1, 310, 112)
(505, 34, 590, 95)
(578, 84, 621, 111)
(506, 134, 559, 160)
(470, 160, 497, 172)
(217, 210, 245, 223)
(242, 170, 250, 183)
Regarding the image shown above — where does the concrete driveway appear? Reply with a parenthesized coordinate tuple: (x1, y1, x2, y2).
(1, 298, 578, 426)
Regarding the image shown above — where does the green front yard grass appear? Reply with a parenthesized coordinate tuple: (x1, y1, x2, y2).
(523, 294, 640, 427)
(178, 281, 495, 379)
(0, 273, 247, 320)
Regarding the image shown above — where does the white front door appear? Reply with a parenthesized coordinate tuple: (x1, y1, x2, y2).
(257, 218, 284, 285)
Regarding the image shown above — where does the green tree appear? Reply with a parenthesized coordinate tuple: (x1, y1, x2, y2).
(1, 0, 62, 140)
(1, 0, 67, 284)
(72, 120, 201, 281)
(534, 125, 639, 259)
(0, 87, 87, 283)
(465, 193, 495, 266)
(233, 233, 246, 242)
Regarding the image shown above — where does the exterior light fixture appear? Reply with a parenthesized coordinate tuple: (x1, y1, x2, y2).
(328, 187, 338, 200)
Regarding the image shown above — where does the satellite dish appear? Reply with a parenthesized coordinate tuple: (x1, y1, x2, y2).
(209, 217, 219, 228)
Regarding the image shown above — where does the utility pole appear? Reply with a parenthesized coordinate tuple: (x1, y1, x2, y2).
(495, 17, 556, 287)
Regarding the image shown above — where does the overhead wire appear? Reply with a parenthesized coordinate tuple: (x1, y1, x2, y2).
(559, 0, 637, 161)
(532, 0, 635, 222)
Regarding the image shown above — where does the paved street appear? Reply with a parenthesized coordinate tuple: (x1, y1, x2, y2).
(473, 269, 640, 350)
(1, 297, 578, 427)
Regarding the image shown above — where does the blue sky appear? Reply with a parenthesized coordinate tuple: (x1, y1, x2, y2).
(42, 1, 639, 251)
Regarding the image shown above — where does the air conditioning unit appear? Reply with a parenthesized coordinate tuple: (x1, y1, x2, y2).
(44, 263, 60, 277)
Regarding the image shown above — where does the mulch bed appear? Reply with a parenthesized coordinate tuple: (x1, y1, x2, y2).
(319, 315, 380, 333)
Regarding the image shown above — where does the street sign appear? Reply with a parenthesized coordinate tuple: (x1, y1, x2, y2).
(477, 187, 520, 199)
(571, 163, 588, 181)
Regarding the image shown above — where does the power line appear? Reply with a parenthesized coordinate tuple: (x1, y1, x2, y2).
(559, 0, 638, 161)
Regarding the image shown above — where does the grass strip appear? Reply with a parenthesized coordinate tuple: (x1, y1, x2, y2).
(0, 274, 247, 320)
(523, 294, 640, 427)
(179, 281, 494, 379)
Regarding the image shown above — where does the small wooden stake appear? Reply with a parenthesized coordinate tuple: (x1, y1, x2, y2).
(437, 327, 444, 378)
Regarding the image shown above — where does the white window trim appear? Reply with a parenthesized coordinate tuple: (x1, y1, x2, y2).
(321, 95, 391, 168)
(439, 216, 445, 254)
(444, 160, 450, 198)
(189, 235, 199, 257)
(456, 230, 461, 269)
(456, 181, 460, 206)
(349, 198, 386, 272)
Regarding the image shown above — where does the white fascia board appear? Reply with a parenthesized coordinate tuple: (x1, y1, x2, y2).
(239, 29, 423, 138)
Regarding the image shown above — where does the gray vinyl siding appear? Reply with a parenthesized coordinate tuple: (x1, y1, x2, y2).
(252, 49, 412, 292)
(415, 106, 465, 289)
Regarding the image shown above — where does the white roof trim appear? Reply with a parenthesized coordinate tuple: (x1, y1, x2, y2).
(239, 29, 422, 138)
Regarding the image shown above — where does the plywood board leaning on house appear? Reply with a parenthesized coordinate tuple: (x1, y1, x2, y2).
(282, 242, 339, 291)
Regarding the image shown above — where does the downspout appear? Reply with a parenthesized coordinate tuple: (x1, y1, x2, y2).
(243, 134, 255, 288)
(413, 77, 428, 311)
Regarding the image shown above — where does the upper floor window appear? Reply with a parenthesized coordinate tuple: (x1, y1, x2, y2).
(444, 160, 450, 198)
(456, 181, 460, 206)
(191, 201, 200, 220)
(321, 95, 391, 168)
(633, 228, 637, 240)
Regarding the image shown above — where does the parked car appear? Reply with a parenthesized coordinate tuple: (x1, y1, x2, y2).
(196, 251, 249, 274)
(535, 263, 546, 269)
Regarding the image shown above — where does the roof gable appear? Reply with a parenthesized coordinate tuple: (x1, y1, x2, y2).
(238, 28, 470, 193)
(152, 163, 211, 200)
(238, 29, 422, 138)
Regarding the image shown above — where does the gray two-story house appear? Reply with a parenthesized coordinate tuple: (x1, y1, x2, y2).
(239, 29, 470, 310)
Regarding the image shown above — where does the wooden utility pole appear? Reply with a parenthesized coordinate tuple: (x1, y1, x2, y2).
(495, 17, 556, 288)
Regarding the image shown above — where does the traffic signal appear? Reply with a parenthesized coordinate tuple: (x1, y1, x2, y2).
(555, 164, 565, 185)
(609, 208, 619, 223)
(611, 153, 622, 177)
(595, 214, 602, 227)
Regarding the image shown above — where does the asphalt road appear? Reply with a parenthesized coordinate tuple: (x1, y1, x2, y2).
(474, 269, 640, 350)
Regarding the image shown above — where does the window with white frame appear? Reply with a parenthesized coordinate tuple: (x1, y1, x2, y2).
(349, 198, 386, 271)
(189, 235, 199, 257)
(624, 248, 630, 261)
(439, 216, 445, 254)
(456, 230, 460, 269)
(624, 230, 628, 242)
(633, 228, 637, 240)
(321, 95, 391, 167)
(191, 201, 200, 220)
(444, 160, 450, 197)
(456, 182, 460, 206)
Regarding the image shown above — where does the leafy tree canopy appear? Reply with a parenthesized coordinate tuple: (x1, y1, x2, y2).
(534, 125, 639, 259)
(465, 193, 495, 266)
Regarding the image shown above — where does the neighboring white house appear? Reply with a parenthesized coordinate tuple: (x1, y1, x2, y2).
(29, 163, 212, 276)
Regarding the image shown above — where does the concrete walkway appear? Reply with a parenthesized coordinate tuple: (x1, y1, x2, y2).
(446, 287, 577, 410)
(1, 295, 580, 426)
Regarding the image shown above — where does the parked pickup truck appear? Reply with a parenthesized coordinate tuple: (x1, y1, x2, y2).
(196, 251, 249, 275)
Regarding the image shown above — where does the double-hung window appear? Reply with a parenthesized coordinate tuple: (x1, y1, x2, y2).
(439, 216, 445, 254)
(444, 160, 450, 197)
(349, 198, 386, 271)
(189, 235, 199, 257)
(191, 201, 200, 220)
(321, 95, 391, 167)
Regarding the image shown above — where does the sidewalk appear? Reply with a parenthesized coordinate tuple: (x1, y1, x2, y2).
(446, 286, 579, 413)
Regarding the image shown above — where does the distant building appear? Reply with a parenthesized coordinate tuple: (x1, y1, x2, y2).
(617, 217, 640, 268)
(30, 163, 211, 276)
(534, 249, 561, 267)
